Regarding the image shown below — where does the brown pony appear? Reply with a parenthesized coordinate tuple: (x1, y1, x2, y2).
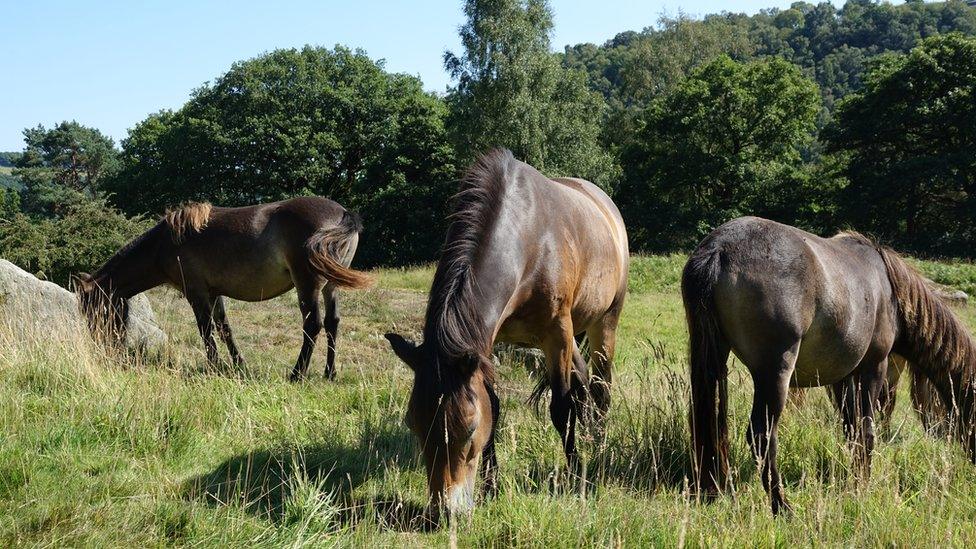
(385, 149, 628, 518)
(76, 196, 372, 380)
(684, 216, 976, 515)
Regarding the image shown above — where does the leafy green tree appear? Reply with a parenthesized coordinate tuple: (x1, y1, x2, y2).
(13, 122, 118, 217)
(621, 55, 821, 250)
(444, 0, 614, 186)
(108, 46, 457, 265)
(825, 33, 976, 253)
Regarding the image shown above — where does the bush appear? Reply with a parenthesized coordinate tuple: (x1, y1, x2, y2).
(0, 200, 149, 287)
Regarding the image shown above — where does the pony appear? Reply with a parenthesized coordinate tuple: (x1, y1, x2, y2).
(76, 196, 372, 380)
(683, 216, 976, 514)
(385, 149, 629, 518)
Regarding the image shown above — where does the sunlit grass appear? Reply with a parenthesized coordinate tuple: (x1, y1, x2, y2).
(1, 255, 975, 545)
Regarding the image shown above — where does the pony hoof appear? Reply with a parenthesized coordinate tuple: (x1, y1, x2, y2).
(288, 372, 304, 383)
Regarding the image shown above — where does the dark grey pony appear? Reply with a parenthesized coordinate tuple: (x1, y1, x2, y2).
(76, 196, 372, 380)
(683, 216, 976, 515)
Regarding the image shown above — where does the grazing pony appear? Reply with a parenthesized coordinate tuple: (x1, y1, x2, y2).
(385, 149, 628, 518)
(76, 196, 372, 380)
(684, 216, 976, 515)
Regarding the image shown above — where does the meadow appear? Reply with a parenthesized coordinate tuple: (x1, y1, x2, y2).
(2, 255, 976, 547)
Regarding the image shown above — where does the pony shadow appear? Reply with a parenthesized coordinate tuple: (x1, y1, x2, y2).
(183, 422, 434, 532)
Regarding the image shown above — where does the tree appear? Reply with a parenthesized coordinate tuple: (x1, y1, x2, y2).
(825, 33, 976, 254)
(444, 0, 614, 186)
(108, 46, 458, 265)
(13, 122, 118, 217)
(621, 55, 821, 250)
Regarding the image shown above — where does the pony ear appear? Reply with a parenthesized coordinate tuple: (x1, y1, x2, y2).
(385, 333, 421, 371)
(70, 272, 93, 292)
(459, 350, 489, 376)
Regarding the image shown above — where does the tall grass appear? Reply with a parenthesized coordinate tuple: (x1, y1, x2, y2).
(1, 256, 975, 546)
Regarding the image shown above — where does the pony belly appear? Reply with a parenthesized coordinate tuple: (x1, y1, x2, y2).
(791, 340, 861, 387)
(214, 263, 295, 302)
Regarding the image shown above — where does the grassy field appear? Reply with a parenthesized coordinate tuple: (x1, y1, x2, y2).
(2, 255, 976, 546)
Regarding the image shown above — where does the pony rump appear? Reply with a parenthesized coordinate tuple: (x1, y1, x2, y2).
(880, 246, 976, 460)
(164, 202, 212, 244)
(682, 243, 730, 495)
(306, 210, 373, 290)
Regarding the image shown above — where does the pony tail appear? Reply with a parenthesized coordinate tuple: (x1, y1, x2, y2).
(682, 248, 730, 496)
(306, 210, 374, 290)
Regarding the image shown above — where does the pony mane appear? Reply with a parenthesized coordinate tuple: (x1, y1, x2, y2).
(879, 246, 976, 426)
(424, 148, 515, 382)
(833, 230, 875, 247)
(163, 202, 212, 244)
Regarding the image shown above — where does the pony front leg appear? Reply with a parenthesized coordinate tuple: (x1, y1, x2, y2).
(480, 382, 500, 499)
(188, 295, 220, 367)
(543, 322, 589, 480)
(832, 358, 886, 480)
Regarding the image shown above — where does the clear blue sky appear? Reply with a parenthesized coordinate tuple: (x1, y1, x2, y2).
(0, 0, 842, 151)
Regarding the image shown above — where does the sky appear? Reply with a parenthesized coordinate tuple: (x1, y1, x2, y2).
(0, 0, 843, 151)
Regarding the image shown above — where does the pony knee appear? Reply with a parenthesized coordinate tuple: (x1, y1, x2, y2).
(302, 315, 323, 339)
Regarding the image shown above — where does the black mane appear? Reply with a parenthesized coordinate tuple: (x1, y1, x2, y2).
(423, 148, 514, 377)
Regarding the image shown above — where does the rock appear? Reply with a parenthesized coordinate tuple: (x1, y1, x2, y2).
(0, 259, 167, 353)
(927, 279, 969, 305)
(493, 343, 546, 374)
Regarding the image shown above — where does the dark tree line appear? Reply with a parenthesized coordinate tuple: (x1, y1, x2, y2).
(2, 0, 975, 285)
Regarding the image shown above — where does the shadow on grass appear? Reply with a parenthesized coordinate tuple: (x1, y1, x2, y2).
(183, 421, 435, 532)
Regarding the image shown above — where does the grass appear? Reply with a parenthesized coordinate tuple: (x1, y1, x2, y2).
(1, 255, 976, 546)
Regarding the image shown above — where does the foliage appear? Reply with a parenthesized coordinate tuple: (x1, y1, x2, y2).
(566, 1, 976, 110)
(107, 46, 457, 266)
(444, 0, 616, 187)
(621, 56, 821, 250)
(0, 200, 148, 286)
(0, 187, 20, 219)
(12, 122, 119, 218)
(0, 152, 22, 167)
(0, 171, 22, 191)
(825, 33, 976, 255)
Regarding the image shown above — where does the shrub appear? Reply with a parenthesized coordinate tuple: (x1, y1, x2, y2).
(0, 200, 149, 287)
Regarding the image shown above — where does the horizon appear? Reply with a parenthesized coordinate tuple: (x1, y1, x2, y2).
(0, 0, 846, 152)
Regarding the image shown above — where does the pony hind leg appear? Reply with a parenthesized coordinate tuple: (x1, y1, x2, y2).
(212, 296, 245, 368)
(288, 277, 325, 382)
(321, 283, 340, 380)
(745, 343, 798, 516)
(585, 309, 621, 438)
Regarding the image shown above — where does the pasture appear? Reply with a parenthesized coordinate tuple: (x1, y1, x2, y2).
(2, 255, 976, 546)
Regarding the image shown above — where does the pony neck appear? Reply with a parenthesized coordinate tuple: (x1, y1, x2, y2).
(93, 224, 166, 299)
(424, 224, 520, 366)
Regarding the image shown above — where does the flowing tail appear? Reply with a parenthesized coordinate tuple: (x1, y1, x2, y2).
(682, 248, 730, 495)
(306, 210, 374, 290)
(879, 247, 976, 461)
